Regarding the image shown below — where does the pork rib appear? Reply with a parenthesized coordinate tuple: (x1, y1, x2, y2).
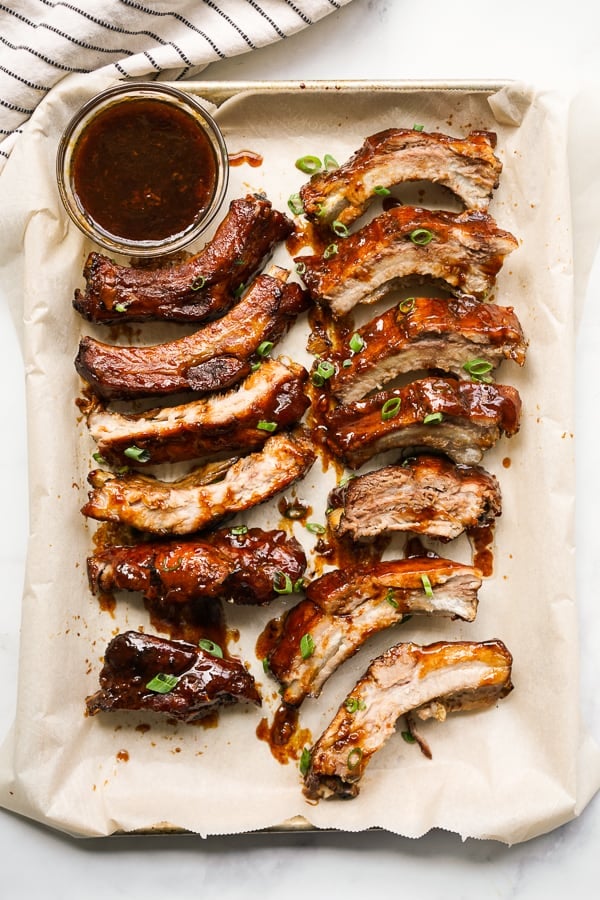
(87, 527, 307, 606)
(324, 377, 521, 468)
(300, 128, 502, 227)
(75, 267, 308, 400)
(82, 357, 309, 467)
(82, 428, 317, 535)
(329, 454, 501, 542)
(303, 639, 513, 799)
(264, 557, 481, 706)
(86, 630, 260, 721)
(296, 207, 518, 317)
(73, 195, 293, 324)
(328, 295, 527, 404)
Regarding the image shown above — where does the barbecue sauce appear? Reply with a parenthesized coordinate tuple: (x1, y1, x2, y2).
(71, 98, 218, 243)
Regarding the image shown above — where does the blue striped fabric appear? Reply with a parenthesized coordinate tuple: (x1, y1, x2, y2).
(0, 0, 353, 168)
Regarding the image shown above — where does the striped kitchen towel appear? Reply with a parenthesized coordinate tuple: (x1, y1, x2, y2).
(0, 0, 353, 170)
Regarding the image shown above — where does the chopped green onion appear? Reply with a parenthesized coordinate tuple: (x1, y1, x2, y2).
(349, 332, 365, 353)
(323, 243, 338, 259)
(250, 361, 261, 373)
(295, 260, 307, 276)
(332, 219, 349, 238)
(257, 340, 274, 358)
(409, 228, 434, 246)
(191, 275, 206, 291)
(114, 302, 128, 313)
(124, 445, 151, 463)
(373, 185, 391, 197)
(401, 730, 417, 744)
(381, 397, 402, 421)
(262, 656, 270, 674)
(198, 639, 223, 658)
(347, 747, 363, 770)
(230, 525, 248, 536)
(342, 358, 352, 368)
(299, 747, 312, 776)
(234, 282, 246, 299)
(423, 412, 443, 425)
(146, 673, 180, 694)
(312, 359, 336, 386)
(338, 473, 355, 488)
(273, 572, 293, 594)
(295, 155, 322, 174)
(287, 192, 304, 215)
(92, 451, 107, 465)
(257, 420, 277, 432)
(300, 633, 315, 659)
(160, 557, 182, 572)
(421, 574, 434, 598)
(385, 588, 399, 609)
(398, 297, 416, 314)
(306, 522, 326, 535)
(344, 696, 367, 714)
(463, 358, 494, 383)
(413, 123, 425, 132)
(323, 153, 339, 170)
(293, 577, 306, 593)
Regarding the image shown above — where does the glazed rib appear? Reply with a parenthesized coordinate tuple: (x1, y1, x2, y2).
(73, 195, 293, 324)
(329, 454, 501, 542)
(75, 267, 308, 400)
(86, 631, 260, 721)
(296, 207, 518, 317)
(264, 557, 481, 706)
(328, 295, 527, 404)
(82, 357, 309, 467)
(82, 429, 317, 535)
(324, 377, 521, 468)
(303, 639, 513, 799)
(87, 527, 307, 606)
(300, 129, 502, 227)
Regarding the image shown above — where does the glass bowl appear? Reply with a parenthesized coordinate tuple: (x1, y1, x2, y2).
(56, 83, 229, 257)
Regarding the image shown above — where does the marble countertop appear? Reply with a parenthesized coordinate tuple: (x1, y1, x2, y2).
(1, 0, 599, 895)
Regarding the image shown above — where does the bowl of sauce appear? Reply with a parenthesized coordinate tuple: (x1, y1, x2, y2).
(57, 83, 229, 257)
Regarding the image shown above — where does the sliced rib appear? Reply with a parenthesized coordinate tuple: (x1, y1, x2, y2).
(296, 207, 518, 318)
(82, 357, 309, 467)
(86, 631, 260, 721)
(300, 129, 502, 227)
(265, 557, 481, 706)
(328, 295, 527, 404)
(87, 527, 307, 606)
(324, 377, 521, 468)
(75, 267, 308, 400)
(73, 195, 293, 324)
(82, 428, 317, 535)
(329, 454, 501, 542)
(303, 639, 513, 799)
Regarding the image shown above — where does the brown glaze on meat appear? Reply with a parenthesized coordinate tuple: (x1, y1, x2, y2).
(87, 527, 307, 605)
(296, 207, 518, 317)
(86, 630, 261, 721)
(303, 639, 513, 799)
(75, 267, 308, 400)
(82, 357, 309, 466)
(73, 195, 293, 324)
(328, 454, 501, 542)
(300, 129, 502, 226)
(263, 557, 482, 706)
(328, 295, 527, 403)
(324, 377, 522, 468)
(82, 428, 317, 535)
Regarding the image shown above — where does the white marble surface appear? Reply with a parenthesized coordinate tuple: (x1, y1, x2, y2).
(1, 0, 599, 895)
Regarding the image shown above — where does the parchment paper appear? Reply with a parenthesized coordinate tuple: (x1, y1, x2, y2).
(0, 72, 599, 842)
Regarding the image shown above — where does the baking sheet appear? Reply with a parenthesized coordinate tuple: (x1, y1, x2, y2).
(0, 74, 599, 842)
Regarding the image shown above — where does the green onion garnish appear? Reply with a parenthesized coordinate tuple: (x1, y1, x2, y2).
(413, 123, 425, 132)
(287, 192, 304, 215)
(234, 283, 245, 299)
(123, 445, 151, 463)
(114, 302, 128, 313)
(146, 673, 180, 694)
(463, 358, 494, 383)
(250, 361, 261, 372)
(347, 747, 363, 770)
(312, 359, 336, 386)
(385, 588, 399, 608)
(92, 452, 107, 465)
(401, 730, 417, 744)
(344, 697, 367, 714)
(257, 420, 277, 432)
(293, 577, 306, 593)
(257, 340, 274, 358)
(332, 220, 349, 238)
(342, 358, 352, 368)
(191, 275, 206, 291)
(409, 228, 434, 246)
(323, 153, 339, 170)
(398, 297, 415, 314)
(295, 261, 307, 276)
(323, 243, 338, 259)
(262, 656, 270, 674)
(349, 332, 365, 353)
(373, 185, 391, 197)
(299, 747, 312, 776)
(423, 412, 443, 425)
(295, 155, 322, 174)
(198, 639, 223, 658)
(273, 572, 293, 594)
(230, 525, 248, 536)
(306, 522, 326, 535)
(300, 633, 315, 660)
(381, 397, 402, 421)
(421, 574, 434, 598)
